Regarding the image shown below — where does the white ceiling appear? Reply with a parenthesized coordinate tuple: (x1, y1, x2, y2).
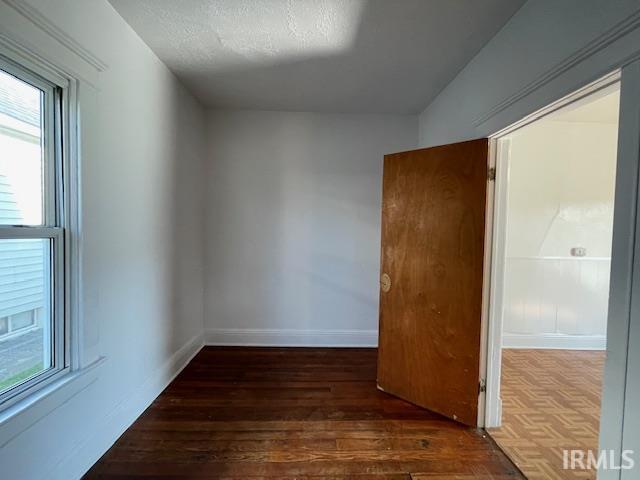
(109, 0, 525, 114)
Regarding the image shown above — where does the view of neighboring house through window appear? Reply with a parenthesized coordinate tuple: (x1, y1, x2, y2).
(0, 61, 65, 405)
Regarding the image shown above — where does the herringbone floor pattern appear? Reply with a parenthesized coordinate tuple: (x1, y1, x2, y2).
(488, 349, 605, 480)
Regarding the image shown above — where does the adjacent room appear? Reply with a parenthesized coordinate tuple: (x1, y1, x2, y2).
(487, 83, 620, 480)
(0, 1, 639, 480)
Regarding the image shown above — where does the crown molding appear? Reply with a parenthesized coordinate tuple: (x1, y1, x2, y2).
(2, 0, 108, 72)
(472, 8, 640, 128)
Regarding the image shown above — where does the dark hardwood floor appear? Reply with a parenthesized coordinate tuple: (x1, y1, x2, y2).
(84, 347, 523, 479)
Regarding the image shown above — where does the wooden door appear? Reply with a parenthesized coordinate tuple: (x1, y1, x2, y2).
(377, 138, 489, 426)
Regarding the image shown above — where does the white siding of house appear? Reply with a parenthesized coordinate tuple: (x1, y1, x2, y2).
(0, 176, 22, 224)
(0, 73, 45, 330)
(0, 238, 45, 319)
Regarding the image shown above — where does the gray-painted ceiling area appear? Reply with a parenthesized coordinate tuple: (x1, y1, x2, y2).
(109, 0, 524, 114)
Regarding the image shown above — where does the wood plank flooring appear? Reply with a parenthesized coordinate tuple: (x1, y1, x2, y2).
(84, 347, 523, 479)
(488, 349, 606, 480)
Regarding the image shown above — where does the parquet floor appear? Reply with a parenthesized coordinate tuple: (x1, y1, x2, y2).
(488, 349, 605, 480)
(84, 347, 523, 479)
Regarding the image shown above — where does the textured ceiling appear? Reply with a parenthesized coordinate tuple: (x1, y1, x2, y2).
(109, 0, 525, 114)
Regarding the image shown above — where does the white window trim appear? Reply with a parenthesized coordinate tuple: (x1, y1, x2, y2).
(0, 45, 82, 413)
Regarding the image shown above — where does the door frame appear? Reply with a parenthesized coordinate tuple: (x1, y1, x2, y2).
(479, 63, 640, 479)
(481, 70, 622, 429)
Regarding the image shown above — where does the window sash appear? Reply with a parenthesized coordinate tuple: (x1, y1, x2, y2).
(0, 55, 60, 229)
(0, 56, 67, 410)
(0, 226, 62, 238)
(0, 228, 66, 407)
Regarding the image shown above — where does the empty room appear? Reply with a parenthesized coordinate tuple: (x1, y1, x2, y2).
(0, 1, 639, 480)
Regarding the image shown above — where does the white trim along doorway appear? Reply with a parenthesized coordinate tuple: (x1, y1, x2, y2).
(480, 58, 640, 480)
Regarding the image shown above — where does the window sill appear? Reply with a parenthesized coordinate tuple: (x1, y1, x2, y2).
(0, 356, 106, 447)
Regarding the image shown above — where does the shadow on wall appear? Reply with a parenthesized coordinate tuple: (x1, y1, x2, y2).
(79, 58, 207, 376)
(163, 82, 207, 357)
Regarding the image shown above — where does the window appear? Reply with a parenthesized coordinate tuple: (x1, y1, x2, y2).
(0, 56, 68, 407)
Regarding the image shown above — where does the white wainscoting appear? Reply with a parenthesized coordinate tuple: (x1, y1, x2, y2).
(502, 256, 609, 350)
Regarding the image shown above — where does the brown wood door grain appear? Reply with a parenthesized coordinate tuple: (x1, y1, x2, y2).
(377, 138, 489, 427)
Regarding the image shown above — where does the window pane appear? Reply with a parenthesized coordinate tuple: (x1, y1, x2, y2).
(0, 69, 44, 225)
(11, 310, 36, 330)
(0, 239, 52, 393)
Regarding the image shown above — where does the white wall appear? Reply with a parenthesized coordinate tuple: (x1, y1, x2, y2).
(204, 110, 416, 346)
(418, 0, 640, 146)
(0, 1, 206, 478)
(502, 119, 618, 349)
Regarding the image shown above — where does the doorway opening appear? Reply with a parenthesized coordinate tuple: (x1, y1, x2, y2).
(485, 77, 621, 480)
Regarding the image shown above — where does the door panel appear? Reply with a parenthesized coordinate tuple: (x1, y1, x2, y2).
(377, 138, 489, 426)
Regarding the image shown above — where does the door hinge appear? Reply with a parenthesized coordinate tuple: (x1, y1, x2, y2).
(487, 167, 496, 181)
(479, 378, 486, 393)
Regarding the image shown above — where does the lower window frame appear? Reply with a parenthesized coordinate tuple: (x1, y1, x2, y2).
(0, 228, 67, 409)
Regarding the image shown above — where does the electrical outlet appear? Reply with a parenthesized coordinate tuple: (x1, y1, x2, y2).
(570, 247, 587, 257)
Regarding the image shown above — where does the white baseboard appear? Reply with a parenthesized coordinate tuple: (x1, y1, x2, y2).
(502, 333, 606, 350)
(52, 332, 204, 480)
(205, 328, 378, 347)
